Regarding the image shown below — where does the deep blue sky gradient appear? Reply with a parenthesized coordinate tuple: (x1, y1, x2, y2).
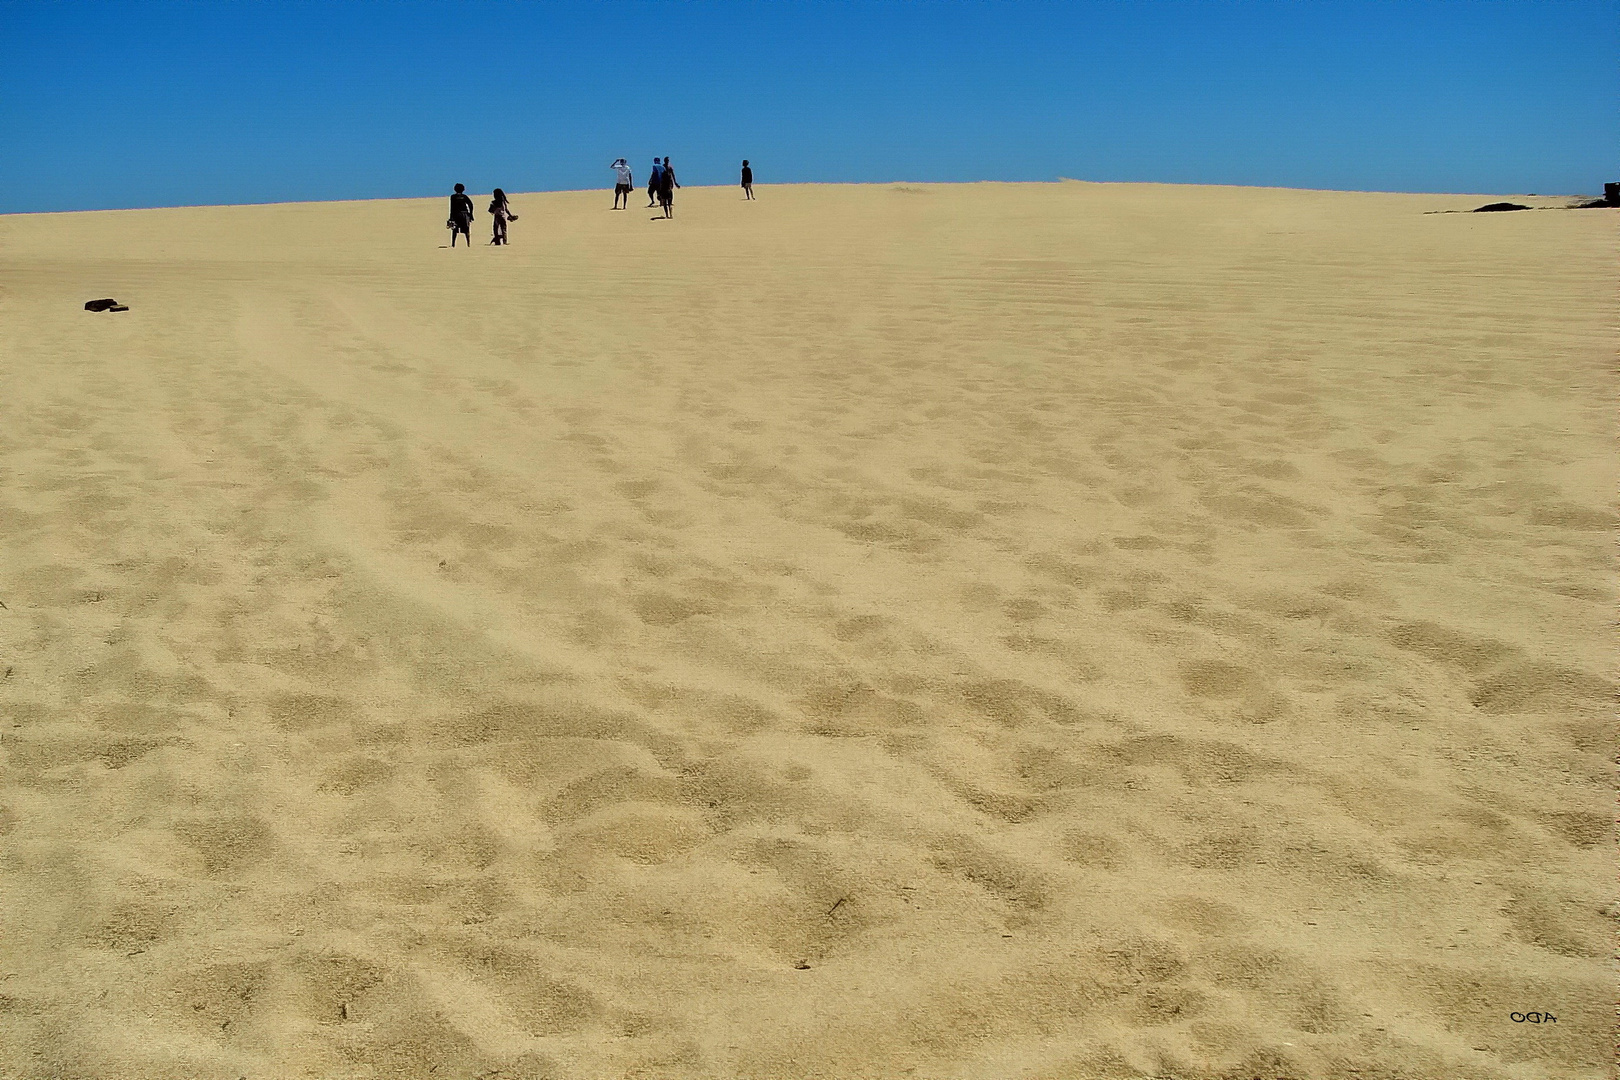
(2, 0, 1615, 213)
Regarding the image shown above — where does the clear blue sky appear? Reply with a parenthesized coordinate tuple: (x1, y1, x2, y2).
(2, 0, 1614, 213)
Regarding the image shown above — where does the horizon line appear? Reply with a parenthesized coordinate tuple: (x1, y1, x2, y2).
(0, 178, 1596, 218)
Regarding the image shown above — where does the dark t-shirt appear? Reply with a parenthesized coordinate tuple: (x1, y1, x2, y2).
(450, 193, 474, 221)
(742, 167, 753, 185)
(660, 167, 676, 196)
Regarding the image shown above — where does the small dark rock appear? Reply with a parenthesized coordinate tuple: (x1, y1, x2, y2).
(1473, 202, 1530, 213)
(84, 298, 121, 311)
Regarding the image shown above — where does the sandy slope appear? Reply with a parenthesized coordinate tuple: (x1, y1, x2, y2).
(0, 181, 1612, 1079)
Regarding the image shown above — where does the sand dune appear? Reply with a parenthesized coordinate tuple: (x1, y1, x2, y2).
(0, 181, 1612, 1079)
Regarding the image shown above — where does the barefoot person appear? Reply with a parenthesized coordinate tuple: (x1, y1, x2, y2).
(488, 188, 517, 245)
(741, 159, 755, 200)
(659, 156, 678, 219)
(448, 183, 475, 247)
(646, 157, 663, 209)
(610, 159, 633, 210)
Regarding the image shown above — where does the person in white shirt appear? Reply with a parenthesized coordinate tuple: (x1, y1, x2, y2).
(610, 159, 633, 210)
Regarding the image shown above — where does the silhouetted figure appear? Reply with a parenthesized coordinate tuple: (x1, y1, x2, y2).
(646, 157, 663, 208)
(741, 160, 755, 200)
(488, 188, 517, 244)
(659, 157, 678, 218)
(448, 183, 475, 247)
(611, 159, 633, 210)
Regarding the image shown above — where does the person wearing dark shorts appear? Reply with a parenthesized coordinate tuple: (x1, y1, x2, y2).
(611, 159, 633, 210)
(448, 183, 474, 247)
(741, 160, 755, 200)
(646, 157, 662, 208)
(659, 157, 678, 218)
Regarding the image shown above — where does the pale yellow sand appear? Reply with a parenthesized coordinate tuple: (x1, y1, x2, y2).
(0, 182, 1613, 1080)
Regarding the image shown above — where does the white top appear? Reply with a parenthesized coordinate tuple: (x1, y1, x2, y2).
(612, 164, 633, 186)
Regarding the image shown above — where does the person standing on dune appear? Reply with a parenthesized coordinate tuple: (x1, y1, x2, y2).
(488, 188, 516, 245)
(659, 157, 678, 218)
(741, 159, 755, 200)
(610, 159, 633, 210)
(646, 157, 663, 209)
(448, 183, 475, 247)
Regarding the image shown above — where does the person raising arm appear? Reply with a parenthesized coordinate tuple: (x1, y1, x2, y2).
(611, 158, 633, 210)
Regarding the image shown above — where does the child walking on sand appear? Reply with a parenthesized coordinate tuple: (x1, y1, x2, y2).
(741, 160, 755, 200)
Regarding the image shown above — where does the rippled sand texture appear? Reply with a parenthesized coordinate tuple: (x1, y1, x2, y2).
(0, 183, 1613, 1079)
